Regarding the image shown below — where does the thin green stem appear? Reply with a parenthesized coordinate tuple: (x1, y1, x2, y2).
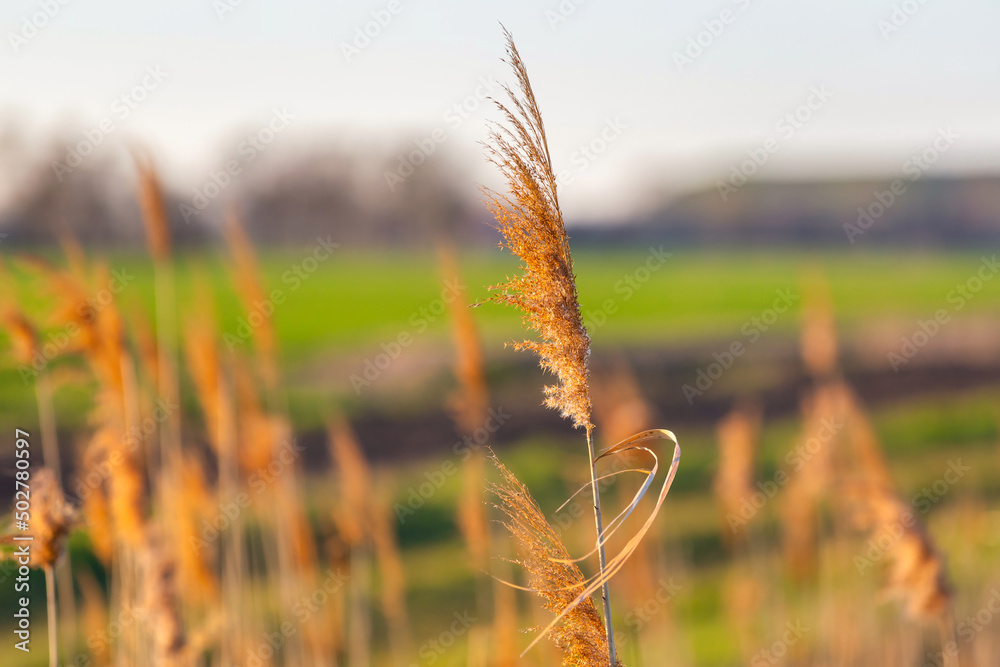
(586, 426, 616, 665)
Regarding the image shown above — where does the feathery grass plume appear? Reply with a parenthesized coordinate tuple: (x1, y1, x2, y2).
(1, 307, 37, 366)
(484, 29, 623, 662)
(231, 358, 285, 472)
(799, 270, 839, 380)
(327, 415, 412, 661)
(25, 468, 76, 569)
(135, 152, 172, 262)
(714, 402, 762, 546)
(781, 385, 838, 579)
(836, 385, 953, 623)
(327, 414, 373, 548)
(223, 205, 279, 391)
(482, 29, 592, 431)
(79, 440, 115, 563)
(21, 468, 75, 667)
(140, 531, 189, 666)
(439, 242, 490, 434)
(490, 455, 613, 666)
(170, 454, 219, 605)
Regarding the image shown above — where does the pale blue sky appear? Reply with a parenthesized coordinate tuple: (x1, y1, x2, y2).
(2, 0, 999, 218)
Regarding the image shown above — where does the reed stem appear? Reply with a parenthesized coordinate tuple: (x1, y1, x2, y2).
(586, 426, 616, 665)
(45, 565, 58, 667)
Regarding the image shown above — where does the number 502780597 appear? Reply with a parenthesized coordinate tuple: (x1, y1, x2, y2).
(14, 430, 30, 523)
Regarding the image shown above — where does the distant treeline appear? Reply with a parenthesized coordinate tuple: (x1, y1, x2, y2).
(2, 133, 999, 248)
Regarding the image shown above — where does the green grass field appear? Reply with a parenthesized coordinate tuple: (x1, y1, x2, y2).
(2, 247, 999, 665)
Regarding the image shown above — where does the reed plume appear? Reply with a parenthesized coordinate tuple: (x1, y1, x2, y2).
(490, 456, 613, 666)
(800, 271, 839, 380)
(714, 403, 762, 546)
(26, 468, 76, 569)
(838, 386, 953, 622)
(482, 29, 592, 432)
(439, 242, 490, 434)
(483, 29, 619, 662)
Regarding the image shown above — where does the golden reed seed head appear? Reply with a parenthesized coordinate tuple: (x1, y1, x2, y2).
(1, 308, 38, 366)
(326, 415, 374, 547)
(490, 455, 613, 666)
(439, 242, 491, 435)
(714, 403, 761, 545)
(140, 531, 188, 666)
(800, 271, 839, 379)
(483, 29, 593, 431)
(26, 468, 75, 568)
(134, 153, 172, 262)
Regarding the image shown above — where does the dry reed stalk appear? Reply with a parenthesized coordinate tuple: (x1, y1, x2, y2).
(837, 387, 954, 626)
(492, 557, 521, 667)
(483, 29, 619, 661)
(223, 206, 280, 392)
(714, 403, 762, 548)
(79, 439, 115, 563)
(19, 468, 74, 667)
(490, 456, 612, 666)
(135, 155, 183, 516)
(458, 448, 491, 573)
(590, 359, 667, 656)
(0, 305, 79, 646)
(439, 242, 490, 433)
(78, 570, 112, 667)
(781, 384, 838, 579)
(170, 454, 219, 604)
(327, 415, 412, 662)
(370, 491, 413, 663)
(799, 271, 839, 380)
(139, 531, 189, 667)
(223, 206, 309, 665)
